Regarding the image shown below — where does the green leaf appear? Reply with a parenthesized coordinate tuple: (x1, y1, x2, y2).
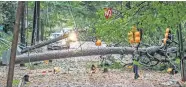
(175, 58, 180, 64)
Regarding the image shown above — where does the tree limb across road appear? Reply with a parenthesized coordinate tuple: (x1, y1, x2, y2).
(0, 44, 178, 65)
(15, 45, 172, 64)
(16, 47, 136, 64)
(21, 29, 87, 53)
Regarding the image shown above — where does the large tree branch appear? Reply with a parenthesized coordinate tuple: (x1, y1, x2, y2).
(17, 45, 172, 64)
(0, 45, 178, 65)
(21, 29, 86, 53)
(21, 33, 69, 53)
(16, 47, 136, 64)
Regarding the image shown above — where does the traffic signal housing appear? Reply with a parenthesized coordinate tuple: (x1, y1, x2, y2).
(163, 28, 172, 45)
(128, 26, 141, 44)
(128, 31, 134, 44)
(135, 31, 140, 43)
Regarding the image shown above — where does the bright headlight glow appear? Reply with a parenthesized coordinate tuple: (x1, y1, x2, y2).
(68, 31, 78, 41)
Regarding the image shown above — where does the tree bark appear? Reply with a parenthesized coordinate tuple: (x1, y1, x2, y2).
(21, 33, 69, 53)
(40, 19, 44, 41)
(36, 1, 40, 42)
(20, 2, 26, 67)
(14, 46, 174, 65)
(17, 47, 136, 64)
(7, 2, 24, 87)
(31, 2, 37, 45)
(26, 1, 29, 46)
(15, 45, 169, 64)
(20, 3, 25, 45)
(21, 30, 85, 53)
(0, 45, 177, 65)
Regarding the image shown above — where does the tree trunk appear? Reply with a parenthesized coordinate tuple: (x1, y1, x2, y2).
(40, 19, 44, 41)
(26, 1, 29, 46)
(20, 2, 26, 67)
(0, 45, 177, 65)
(36, 1, 40, 42)
(21, 33, 68, 53)
(7, 2, 24, 87)
(17, 47, 135, 64)
(31, 2, 37, 45)
(14, 44, 176, 64)
(16, 45, 169, 64)
(21, 30, 86, 53)
(20, 3, 25, 45)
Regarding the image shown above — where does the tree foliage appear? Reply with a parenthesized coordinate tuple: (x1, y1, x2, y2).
(1, 1, 186, 46)
(0, 1, 17, 32)
(84, 1, 186, 45)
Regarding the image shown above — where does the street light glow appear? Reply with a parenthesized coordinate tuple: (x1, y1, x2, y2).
(68, 31, 78, 41)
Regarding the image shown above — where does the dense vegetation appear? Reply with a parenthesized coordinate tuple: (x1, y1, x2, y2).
(0, 1, 186, 56)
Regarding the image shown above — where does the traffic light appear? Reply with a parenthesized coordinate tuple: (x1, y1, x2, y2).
(135, 31, 140, 43)
(163, 28, 171, 44)
(128, 31, 134, 44)
(165, 28, 170, 39)
(128, 26, 141, 44)
(166, 28, 170, 33)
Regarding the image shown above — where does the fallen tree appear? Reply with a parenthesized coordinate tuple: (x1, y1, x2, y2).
(21, 33, 69, 53)
(16, 47, 136, 64)
(21, 30, 86, 53)
(15, 45, 178, 64)
(0, 44, 178, 65)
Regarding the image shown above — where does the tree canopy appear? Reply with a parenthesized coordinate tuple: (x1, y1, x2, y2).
(0, 1, 186, 56)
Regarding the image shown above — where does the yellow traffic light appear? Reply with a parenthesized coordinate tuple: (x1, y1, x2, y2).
(128, 31, 134, 44)
(164, 28, 171, 44)
(134, 31, 141, 43)
(135, 31, 140, 37)
(166, 28, 170, 33)
(128, 26, 141, 44)
(128, 31, 133, 36)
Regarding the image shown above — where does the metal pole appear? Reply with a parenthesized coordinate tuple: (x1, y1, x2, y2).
(178, 23, 186, 81)
(7, 2, 24, 87)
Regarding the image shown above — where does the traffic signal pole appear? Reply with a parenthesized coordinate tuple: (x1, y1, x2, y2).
(177, 23, 186, 81)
